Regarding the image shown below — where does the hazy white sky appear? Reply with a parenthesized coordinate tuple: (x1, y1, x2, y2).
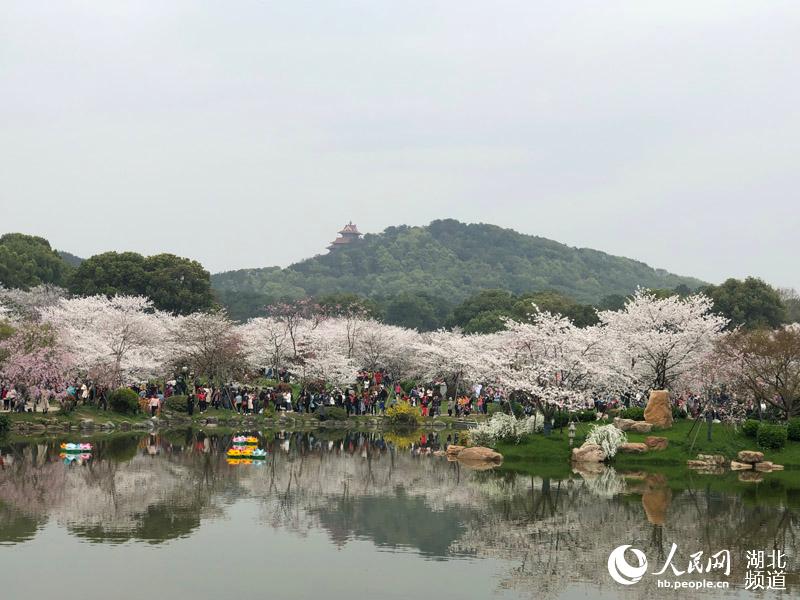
(2, 1, 798, 287)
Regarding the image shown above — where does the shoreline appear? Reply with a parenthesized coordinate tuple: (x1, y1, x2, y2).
(2, 406, 479, 436)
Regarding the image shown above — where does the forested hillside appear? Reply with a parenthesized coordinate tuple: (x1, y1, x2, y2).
(212, 219, 705, 315)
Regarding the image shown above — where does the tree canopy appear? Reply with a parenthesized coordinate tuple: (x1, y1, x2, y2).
(68, 251, 214, 315)
(0, 234, 72, 289)
(702, 277, 786, 330)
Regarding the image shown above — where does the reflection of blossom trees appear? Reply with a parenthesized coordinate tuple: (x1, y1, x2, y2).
(0, 434, 797, 597)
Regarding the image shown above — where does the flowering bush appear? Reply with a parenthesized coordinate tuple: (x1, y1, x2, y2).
(470, 413, 541, 446)
(585, 424, 627, 458)
(385, 402, 422, 430)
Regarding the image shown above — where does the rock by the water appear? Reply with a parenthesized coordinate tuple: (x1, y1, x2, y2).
(446, 444, 465, 456)
(618, 442, 648, 454)
(737, 450, 764, 464)
(754, 461, 778, 472)
(644, 390, 673, 429)
(572, 443, 606, 462)
(644, 436, 668, 451)
(730, 461, 753, 471)
(457, 447, 503, 463)
(696, 454, 726, 466)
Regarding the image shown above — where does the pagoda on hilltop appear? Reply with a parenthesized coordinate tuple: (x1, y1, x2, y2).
(327, 221, 363, 252)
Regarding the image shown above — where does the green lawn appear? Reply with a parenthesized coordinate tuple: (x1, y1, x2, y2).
(495, 419, 800, 471)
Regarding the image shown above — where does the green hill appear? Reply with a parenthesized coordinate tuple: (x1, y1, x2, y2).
(211, 219, 705, 314)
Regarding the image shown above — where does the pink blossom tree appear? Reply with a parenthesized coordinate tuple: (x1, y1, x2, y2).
(42, 295, 170, 387)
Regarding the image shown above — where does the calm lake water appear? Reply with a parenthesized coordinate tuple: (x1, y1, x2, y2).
(0, 430, 797, 600)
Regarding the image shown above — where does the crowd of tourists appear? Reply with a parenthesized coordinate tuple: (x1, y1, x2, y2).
(0, 368, 510, 418)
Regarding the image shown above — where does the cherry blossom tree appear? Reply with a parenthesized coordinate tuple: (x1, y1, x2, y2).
(715, 325, 800, 419)
(415, 329, 497, 394)
(298, 327, 359, 388)
(42, 295, 170, 387)
(265, 299, 326, 361)
(0, 285, 67, 321)
(495, 309, 605, 414)
(238, 317, 292, 377)
(0, 321, 72, 403)
(597, 289, 728, 391)
(166, 311, 246, 384)
(355, 320, 422, 382)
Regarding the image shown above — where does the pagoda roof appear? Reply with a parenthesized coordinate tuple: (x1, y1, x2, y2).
(338, 221, 361, 235)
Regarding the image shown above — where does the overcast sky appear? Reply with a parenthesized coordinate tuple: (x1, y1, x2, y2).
(2, 1, 798, 288)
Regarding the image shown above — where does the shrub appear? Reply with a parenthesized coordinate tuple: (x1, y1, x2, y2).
(486, 402, 502, 416)
(510, 401, 524, 418)
(620, 407, 645, 421)
(385, 403, 423, 430)
(787, 418, 800, 442)
(109, 388, 141, 414)
(742, 419, 760, 438)
(757, 423, 788, 450)
(585, 424, 627, 459)
(552, 412, 570, 428)
(316, 406, 348, 421)
(164, 395, 188, 413)
(672, 405, 687, 420)
(469, 413, 540, 446)
(0, 414, 9, 436)
(575, 409, 596, 422)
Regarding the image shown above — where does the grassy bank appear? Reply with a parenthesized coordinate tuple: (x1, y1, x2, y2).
(1, 405, 483, 435)
(495, 419, 800, 472)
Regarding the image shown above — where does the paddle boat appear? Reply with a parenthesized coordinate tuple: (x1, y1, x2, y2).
(231, 436, 259, 445)
(60, 442, 93, 453)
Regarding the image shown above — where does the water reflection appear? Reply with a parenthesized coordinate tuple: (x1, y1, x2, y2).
(0, 431, 798, 598)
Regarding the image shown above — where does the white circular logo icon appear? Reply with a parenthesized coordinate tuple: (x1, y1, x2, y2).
(607, 545, 648, 585)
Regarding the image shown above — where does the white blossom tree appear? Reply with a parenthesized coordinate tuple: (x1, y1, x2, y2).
(0, 285, 67, 322)
(166, 311, 246, 384)
(42, 295, 170, 387)
(238, 317, 292, 377)
(494, 309, 605, 414)
(597, 289, 728, 391)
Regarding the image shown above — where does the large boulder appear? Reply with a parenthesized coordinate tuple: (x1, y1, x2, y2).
(457, 446, 503, 463)
(737, 450, 764, 464)
(618, 442, 648, 454)
(696, 454, 726, 466)
(613, 418, 653, 433)
(571, 443, 606, 463)
(446, 444, 465, 457)
(631, 421, 654, 433)
(644, 390, 673, 429)
(644, 436, 668, 451)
